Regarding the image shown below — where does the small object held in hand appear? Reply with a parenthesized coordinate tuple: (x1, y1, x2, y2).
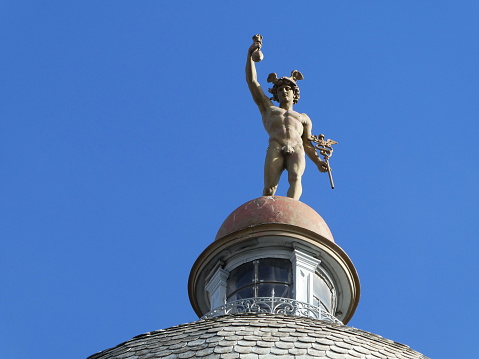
(252, 34, 264, 62)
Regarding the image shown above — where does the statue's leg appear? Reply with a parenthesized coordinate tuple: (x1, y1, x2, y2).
(286, 151, 305, 200)
(263, 145, 284, 197)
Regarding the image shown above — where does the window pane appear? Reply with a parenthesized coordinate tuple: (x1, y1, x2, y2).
(227, 261, 254, 296)
(313, 274, 332, 311)
(258, 283, 292, 298)
(257, 258, 291, 283)
(274, 284, 292, 298)
(257, 283, 275, 297)
(232, 286, 254, 301)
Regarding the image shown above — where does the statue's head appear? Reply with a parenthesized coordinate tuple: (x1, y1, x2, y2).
(267, 70, 304, 104)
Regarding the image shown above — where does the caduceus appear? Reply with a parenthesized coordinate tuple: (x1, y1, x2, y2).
(309, 134, 338, 189)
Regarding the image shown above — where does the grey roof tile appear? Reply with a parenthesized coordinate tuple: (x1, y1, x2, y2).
(288, 348, 307, 355)
(169, 343, 187, 350)
(269, 347, 288, 355)
(370, 352, 388, 359)
(203, 355, 221, 359)
(219, 353, 240, 359)
(224, 335, 244, 341)
(237, 331, 255, 336)
(206, 336, 223, 344)
(236, 354, 258, 359)
(353, 345, 372, 355)
(311, 343, 330, 351)
(218, 340, 236, 347)
(326, 350, 346, 359)
(251, 347, 270, 355)
(268, 321, 283, 328)
(255, 341, 274, 348)
(177, 353, 195, 359)
(258, 336, 278, 342)
(237, 340, 255, 346)
(224, 326, 241, 331)
(155, 350, 173, 357)
(330, 344, 349, 354)
(335, 341, 354, 350)
(271, 331, 288, 337)
(186, 339, 205, 346)
(197, 347, 216, 356)
(172, 347, 191, 355)
(315, 338, 336, 345)
(274, 342, 294, 349)
(214, 346, 234, 354)
(346, 349, 363, 358)
(280, 336, 299, 342)
(294, 342, 312, 349)
(234, 345, 254, 354)
(307, 348, 326, 356)
(296, 336, 316, 343)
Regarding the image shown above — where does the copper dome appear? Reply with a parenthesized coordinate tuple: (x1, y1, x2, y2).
(215, 196, 335, 242)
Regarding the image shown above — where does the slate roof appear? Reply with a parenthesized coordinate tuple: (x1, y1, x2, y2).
(87, 314, 429, 359)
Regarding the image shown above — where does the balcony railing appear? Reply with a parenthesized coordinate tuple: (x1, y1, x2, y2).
(201, 297, 342, 324)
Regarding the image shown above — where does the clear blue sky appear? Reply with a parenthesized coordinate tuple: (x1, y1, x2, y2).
(1, 1, 478, 358)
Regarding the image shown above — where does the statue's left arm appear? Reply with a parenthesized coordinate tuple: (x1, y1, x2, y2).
(302, 114, 328, 173)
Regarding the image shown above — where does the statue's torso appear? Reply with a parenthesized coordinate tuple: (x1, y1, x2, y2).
(263, 106, 306, 150)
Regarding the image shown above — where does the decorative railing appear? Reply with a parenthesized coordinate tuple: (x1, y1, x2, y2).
(201, 297, 342, 324)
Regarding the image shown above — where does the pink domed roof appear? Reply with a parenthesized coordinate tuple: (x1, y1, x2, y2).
(215, 196, 334, 242)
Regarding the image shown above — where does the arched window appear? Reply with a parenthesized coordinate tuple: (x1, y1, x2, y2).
(226, 258, 292, 301)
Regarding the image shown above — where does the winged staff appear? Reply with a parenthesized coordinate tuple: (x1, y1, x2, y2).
(309, 134, 338, 189)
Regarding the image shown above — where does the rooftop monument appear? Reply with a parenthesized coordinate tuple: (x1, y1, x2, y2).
(246, 34, 337, 199)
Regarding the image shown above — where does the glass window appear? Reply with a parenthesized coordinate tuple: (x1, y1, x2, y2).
(313, 272, 333, 311)
(226, 261, 254, 295)
(227, 258, 292, 301)
(258, 258, 290, 283)
(234, 287, 255, 300)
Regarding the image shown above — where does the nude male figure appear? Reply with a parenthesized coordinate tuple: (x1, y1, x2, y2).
(246, 39, 327, 200)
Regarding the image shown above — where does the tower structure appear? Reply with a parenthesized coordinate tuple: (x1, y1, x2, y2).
(189, 196, 359, 324)
(88, 196, 429, 359)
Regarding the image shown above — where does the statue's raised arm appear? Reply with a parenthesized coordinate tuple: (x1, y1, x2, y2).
(245, 34, 272, 115)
